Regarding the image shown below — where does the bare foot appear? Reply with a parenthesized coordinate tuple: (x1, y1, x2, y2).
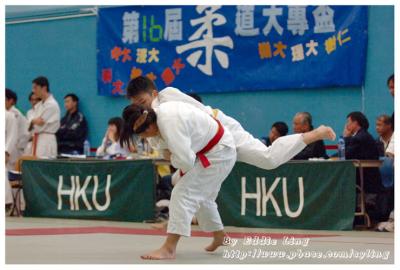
(140, 246, 176, 260)
(205, 231, 227, 252)
(192, 216, 198, 225)
(151, 221, 168, 230)
(315, 125, 336, 141)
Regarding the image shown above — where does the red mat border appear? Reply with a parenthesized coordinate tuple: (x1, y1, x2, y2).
(5, 226, 338, 238)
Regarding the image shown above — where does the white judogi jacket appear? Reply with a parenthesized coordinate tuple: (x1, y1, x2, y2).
(30, 94, 61, 158)
(150, 87, 306, 171)
(9, 106, 30, 157)
(26, 103, 40, 124)
(5, 110, 19, 170)
(155, 101, 220, 173)
(31, 94, 60, 134)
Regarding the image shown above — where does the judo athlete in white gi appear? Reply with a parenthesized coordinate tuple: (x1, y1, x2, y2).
(126, 76, 337, 170)
(6, 89, 30, 159)
(29, 76, 61, 158)
(5, 110, 19, 205)
(122, 102, 237, 260)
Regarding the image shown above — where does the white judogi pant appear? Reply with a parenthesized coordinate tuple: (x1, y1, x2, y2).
(217, 111, 306, 169)
(35, 133, 58, 158)
(167, 135, 236, 237)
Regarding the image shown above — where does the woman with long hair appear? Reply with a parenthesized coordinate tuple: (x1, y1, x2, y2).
(121, 101, 237, 260)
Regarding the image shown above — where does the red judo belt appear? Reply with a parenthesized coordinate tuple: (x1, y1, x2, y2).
(32, 133, 39, 157)
(180, 119, 224, 177)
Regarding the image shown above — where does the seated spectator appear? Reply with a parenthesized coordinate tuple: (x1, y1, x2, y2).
(375, 114, 393, 156)
(56, 94, 88, 154)
(343, 112, 380, 160)
(343, 111, 383, 193)
(386, 73, 394, 159)
(376, 74, 395, 232)
(96, 117, 129, 156)
(261, 121, 288, 146)
(291, 112, 328, 160)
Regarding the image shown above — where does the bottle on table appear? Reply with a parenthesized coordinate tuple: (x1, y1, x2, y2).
(84, 139, 91, 157)
(338, 136, 346, 160)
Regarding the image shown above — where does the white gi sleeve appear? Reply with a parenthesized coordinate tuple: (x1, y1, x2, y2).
(5, 112, 18, 155)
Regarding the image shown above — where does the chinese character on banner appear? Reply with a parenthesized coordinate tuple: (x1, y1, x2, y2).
(164, 8, 183, 41)
(291, 44, 305, 62)
(122, 11, 140, 44)
(121, 48, 132, 62)
(287, 6, 309, 35)
(305, 40, 318, 56)
(112, 80, 124, 95)
(176, 5, 234, 76)
(102, 68, 112, 83)
(161, 67, 175, 85)
(148, 48, 160, 63)
(258, 42, 272, 59)
(262, 5, 284, 36)
(313, 6, 335, 33)
(136, 48, 148, 63)
(273, 41, 287, 58)
(324, 36, 337, 54)
(146, 72, 157, 81)
(337, 29, 351, 45)
(235, 5, 259, 37)
(111, 46, 123, 61)
(172, 58, 185, 75)
(130, 67, 142, 79)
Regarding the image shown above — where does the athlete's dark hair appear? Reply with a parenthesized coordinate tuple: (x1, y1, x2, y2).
(126, 76, 157, 99)
(120, 104, 157, 147)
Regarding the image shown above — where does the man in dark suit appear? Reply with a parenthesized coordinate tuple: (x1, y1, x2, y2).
(343, 111, 382, 193)
(292, 112, 328, 160)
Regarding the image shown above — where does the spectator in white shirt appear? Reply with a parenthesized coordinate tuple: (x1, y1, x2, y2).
(375, 114, 393, 156)
(96, 117, 129, 157)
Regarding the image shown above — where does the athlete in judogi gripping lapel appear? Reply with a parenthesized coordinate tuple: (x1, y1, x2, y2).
(122, 101, 237, 260)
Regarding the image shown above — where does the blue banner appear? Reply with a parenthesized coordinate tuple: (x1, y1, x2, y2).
(97, 5, 368, 96)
